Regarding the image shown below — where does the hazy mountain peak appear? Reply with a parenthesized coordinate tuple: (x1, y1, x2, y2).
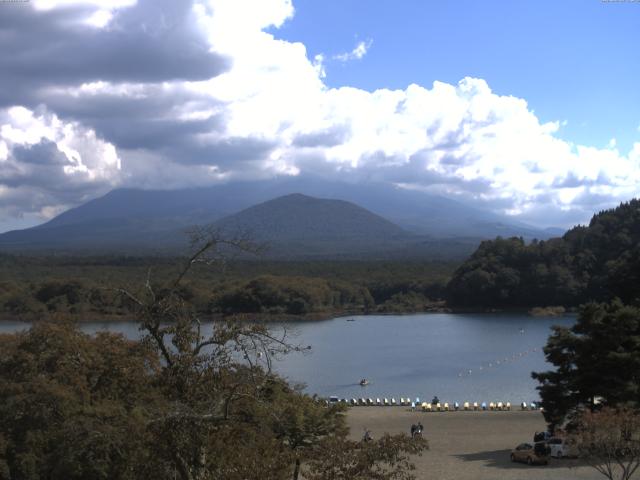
(0, 179, 562, 258)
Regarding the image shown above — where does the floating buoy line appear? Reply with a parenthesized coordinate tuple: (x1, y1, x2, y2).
(456, 346, 541, 378)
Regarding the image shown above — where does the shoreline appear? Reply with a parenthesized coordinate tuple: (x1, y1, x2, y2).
(0, 306, 574, 324)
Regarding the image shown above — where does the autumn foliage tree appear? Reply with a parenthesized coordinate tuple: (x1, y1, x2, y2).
(0, 230, 427, 480)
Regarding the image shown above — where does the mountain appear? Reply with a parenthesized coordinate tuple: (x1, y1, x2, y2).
(216, 193, 407, 241)
(0, 177, 561, 257)
(213, 194, 418, 258)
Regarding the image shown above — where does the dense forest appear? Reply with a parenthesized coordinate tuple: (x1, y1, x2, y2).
(446, 199, 640, 308)
(0, 256, 454, 320)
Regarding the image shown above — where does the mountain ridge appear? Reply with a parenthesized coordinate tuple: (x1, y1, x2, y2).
(0, 178, 564, 259)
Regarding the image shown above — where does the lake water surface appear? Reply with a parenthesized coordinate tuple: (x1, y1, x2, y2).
(1, 313, 572, 405)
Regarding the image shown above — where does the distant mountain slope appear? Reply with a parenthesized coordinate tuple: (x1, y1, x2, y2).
(217, 193, 408, 241)
(19, 176, 561, 239)
(213, 194, 418, 258)
(0, 177, 561, 257)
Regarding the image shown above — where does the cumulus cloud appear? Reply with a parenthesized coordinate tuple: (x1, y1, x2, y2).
(0, 0, 229, 108)
(0, 106, 121, 223)
(0, 0, 638, 231)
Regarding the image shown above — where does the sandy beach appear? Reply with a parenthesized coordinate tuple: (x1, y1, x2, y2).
(346, 407, 602, 480)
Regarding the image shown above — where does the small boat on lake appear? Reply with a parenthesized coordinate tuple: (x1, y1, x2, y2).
(359, 378, 369, 386)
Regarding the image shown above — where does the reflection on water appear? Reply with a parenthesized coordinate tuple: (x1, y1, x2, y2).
(0, 313, 572, 404)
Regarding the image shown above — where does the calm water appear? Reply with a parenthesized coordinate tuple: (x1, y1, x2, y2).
(0, 313, 572, 404)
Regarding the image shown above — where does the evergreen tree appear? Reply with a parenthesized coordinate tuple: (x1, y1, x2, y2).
(533, 301, 640, 428)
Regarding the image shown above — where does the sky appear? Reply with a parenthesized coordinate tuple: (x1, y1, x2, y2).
(0, 0, 638, 233)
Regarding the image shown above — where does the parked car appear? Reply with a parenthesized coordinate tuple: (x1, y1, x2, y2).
(548, 437, 579, 458)
(510, 442, 550, 465)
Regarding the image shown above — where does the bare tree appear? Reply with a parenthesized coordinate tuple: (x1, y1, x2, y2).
(114, 229, 426, 480)
(572, 407, 640, 480)
(117, 229, 301, 480)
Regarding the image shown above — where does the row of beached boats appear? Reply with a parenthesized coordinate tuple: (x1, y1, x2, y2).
(328, 397, 542, 411)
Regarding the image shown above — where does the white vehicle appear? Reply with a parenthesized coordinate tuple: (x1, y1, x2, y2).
(547, 437, 578, 458)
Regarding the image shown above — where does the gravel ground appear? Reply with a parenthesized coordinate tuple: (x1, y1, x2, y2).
(346, 407, 603, 480)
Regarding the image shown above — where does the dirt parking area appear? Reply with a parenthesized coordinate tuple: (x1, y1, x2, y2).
(346, 407, 602, 480)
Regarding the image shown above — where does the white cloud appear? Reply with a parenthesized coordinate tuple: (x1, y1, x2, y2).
(33, 0, 136, 28)
(0, 105, 122, 222)
(0, 0, 639, 231)
(334, 39, 373, 62)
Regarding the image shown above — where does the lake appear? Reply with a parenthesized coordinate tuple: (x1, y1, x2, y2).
(0, 312, 572, 405)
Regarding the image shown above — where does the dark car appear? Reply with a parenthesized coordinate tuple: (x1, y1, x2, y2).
(533, 430, 551, 442)
(510, 442, 550, 465)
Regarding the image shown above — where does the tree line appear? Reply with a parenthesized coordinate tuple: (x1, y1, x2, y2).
(446, 199, 640, 308)
(0, 257, 452, 320)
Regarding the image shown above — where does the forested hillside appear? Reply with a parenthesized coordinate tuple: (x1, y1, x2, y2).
(0, 256, 453, 320)
(446, 199, 640, 308)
